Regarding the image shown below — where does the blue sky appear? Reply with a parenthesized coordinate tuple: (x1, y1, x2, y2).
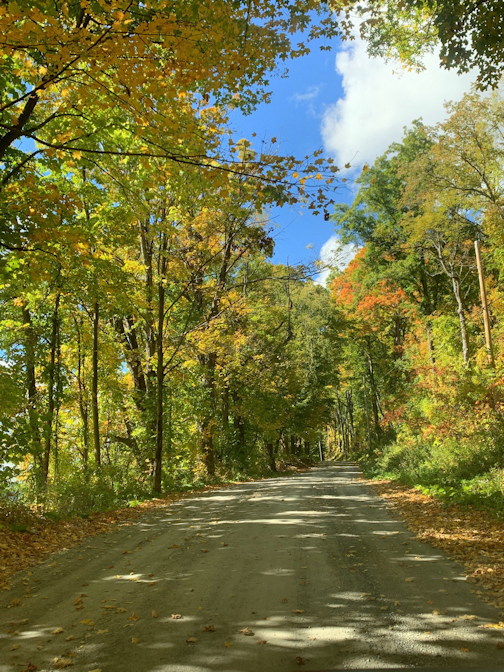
(231, 30, 477, 282)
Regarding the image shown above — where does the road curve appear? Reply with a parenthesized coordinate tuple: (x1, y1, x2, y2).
(0, 462, 502, 671)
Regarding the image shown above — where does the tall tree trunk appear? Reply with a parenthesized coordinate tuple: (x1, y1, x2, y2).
(200, 352, 217, 477)
(451, 274, 469, 366)
(265, 441, 276, 472)
(92, 300, 101, 468)
(42, 292, 60, 484)
(152, 261, 166, 494)
(365, 338, 382, 437)
(22, 305, 43, 486)
(433, 239, 469, 366)
(152, 230, 168, 494)
(474, 239, 495, 368)
(75, 316, 90, 472)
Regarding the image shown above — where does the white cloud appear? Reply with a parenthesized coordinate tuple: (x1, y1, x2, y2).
(291, 85, 321, 103)
(315, 235, 359, 286)
(321, 38, 476, 169)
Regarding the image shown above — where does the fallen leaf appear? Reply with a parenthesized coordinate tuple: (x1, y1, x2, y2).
(115, 607, 127, 613)
(131, 637, 140, 644)
(128, 613, 139, 621)
(97, 629, 109, 635)
(8, 598, 21, 608)
(240, 627, 254, 636)
(51, 627, 65, 634)
(292, 609, 305, 614)
(186, 637, 198, 643)
(151, 610, 159, 618)
(404, 578, 415, 583)
(223, 641, 233, 647)
(80, 619, 95, 626)
(295, 656, 306, 665)
(256, 640, 267, 645)
(203, 624, 216, 632)
(52, 658, 73, 669)
(65, 636, 76, 641)
(171, 613, 183, 619)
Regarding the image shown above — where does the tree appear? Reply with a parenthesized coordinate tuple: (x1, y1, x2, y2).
(339, 0, 504, 88)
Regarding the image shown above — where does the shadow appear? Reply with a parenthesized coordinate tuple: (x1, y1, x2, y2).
(0, 463, 502, 672)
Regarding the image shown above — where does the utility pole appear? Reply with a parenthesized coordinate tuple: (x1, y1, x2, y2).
(474, 240, 495, 368)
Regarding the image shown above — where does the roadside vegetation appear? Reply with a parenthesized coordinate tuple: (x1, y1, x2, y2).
(329, 91, 504, 516)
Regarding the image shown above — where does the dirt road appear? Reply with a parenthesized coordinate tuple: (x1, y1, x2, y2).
(0, 463, 502, 671)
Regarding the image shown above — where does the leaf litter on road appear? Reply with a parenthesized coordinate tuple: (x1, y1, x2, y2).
(368, 478, 504, 616)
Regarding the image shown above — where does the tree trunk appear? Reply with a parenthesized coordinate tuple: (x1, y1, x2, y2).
(451, 274, 469, 366)
(474, 239, 495, 368)
(200, 352, 217, 477)
(42, 292, 60, 484)
(22, 305, 43, 486)
(75, 316, 90, 472)
(152, 263, 166, 495)
(91, 300, 101, 468)
(365, 339, 382, 437)
(265, 442, 276, 472)
(139, 220, 157, 445)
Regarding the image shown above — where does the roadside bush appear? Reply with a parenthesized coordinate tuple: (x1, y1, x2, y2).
(44, 473, 120, 517)
(0, 490, 42, 532)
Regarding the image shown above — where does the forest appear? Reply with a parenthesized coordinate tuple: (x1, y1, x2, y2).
(0, 0, 502, 521)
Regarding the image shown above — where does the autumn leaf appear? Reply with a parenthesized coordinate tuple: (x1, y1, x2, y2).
(186, 637, 198, 643)
(239, 627, 254, 636)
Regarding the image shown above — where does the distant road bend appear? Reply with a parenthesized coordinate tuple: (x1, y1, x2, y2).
(0, 462, 502, 671)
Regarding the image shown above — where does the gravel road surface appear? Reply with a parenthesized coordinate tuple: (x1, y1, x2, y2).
(0, 462, 502, 671)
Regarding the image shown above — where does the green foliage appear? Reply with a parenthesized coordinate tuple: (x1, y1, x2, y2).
(330, 88, 504, 515)
(350, 0, 504, 88)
